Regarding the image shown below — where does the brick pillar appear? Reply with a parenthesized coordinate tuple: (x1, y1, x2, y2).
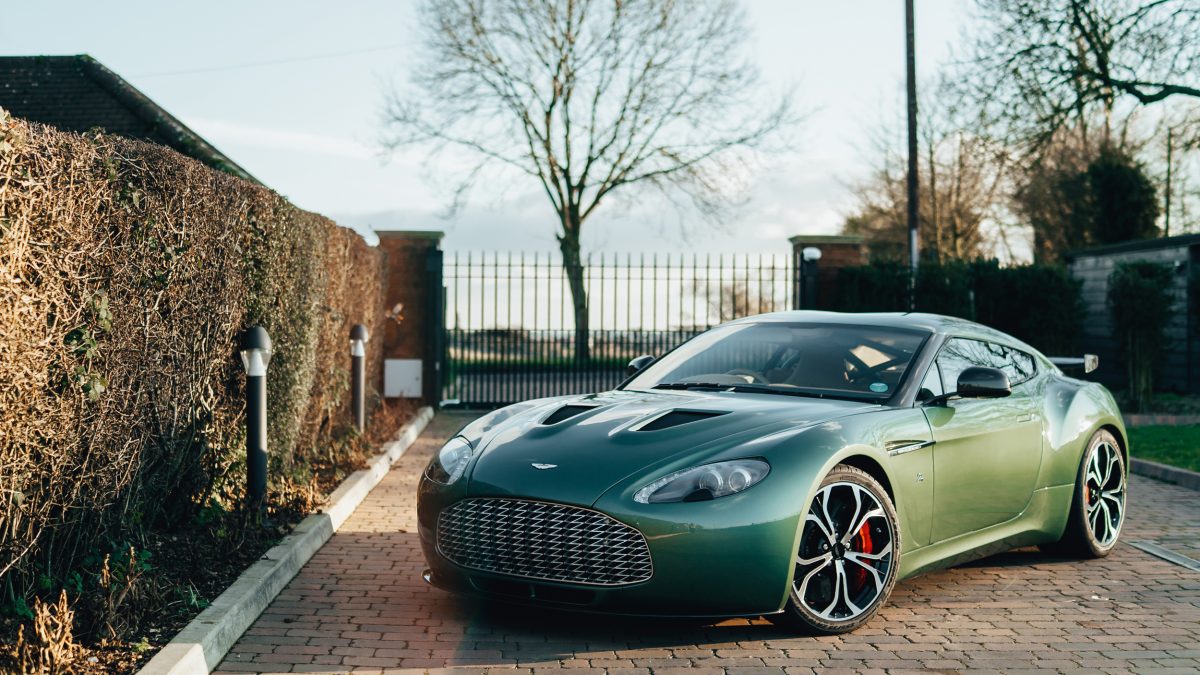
(377, 230, 444, 402)
(788, 235, 865, 310)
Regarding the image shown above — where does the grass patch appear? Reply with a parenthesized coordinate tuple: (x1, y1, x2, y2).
(1128, 424, 1200, 473)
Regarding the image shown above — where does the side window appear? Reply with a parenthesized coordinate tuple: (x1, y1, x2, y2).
(937, 338, 982, 392)
(937, 337, 1037, 391)
(917, 362, 944, 401)
(1004, 348, 1037, 385)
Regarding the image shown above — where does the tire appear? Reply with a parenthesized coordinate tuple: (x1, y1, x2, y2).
(1040, 429, 1127, 558)
(770, 464, 901, 634)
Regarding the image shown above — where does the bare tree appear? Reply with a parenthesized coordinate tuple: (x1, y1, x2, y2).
(961, 0, 1200, 150)
(1010, 127, 1099, 261)
(844, 87, 1010, 263)
(1155, 107, 1200, 234)
(382, 0, 793, 360)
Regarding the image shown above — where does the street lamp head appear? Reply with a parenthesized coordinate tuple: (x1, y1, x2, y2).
(239, 325, 272, 376)
(802, 247, 823, 262)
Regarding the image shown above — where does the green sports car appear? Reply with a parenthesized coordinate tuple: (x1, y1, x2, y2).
(417, 312, 1127, 633)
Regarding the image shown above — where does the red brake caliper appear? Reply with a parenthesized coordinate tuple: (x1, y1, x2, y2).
(852, 521, 873, 590)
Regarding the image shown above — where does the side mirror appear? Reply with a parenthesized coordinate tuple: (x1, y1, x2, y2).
(924, 366, 1011, 406)
(956, 366, 1011, 399)
(626, 354, 655, 376)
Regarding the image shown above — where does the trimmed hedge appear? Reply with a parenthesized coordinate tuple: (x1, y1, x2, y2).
(0, 114, 384, 600)
(1109, 261, 1174, 412)
(829, 260, 1082, 355)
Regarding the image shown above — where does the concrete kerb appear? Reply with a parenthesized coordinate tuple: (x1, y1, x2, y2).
(136, 406, 435, 675)
(1131, 457, 1200, 492)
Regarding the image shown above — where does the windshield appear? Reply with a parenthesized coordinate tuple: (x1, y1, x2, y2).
(623, 322, 929, 401)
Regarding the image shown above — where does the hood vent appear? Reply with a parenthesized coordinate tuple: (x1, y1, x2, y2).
(541, 404, 597, 425)
(638, 410, 727, 432)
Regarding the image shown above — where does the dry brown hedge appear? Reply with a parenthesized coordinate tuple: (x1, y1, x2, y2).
(0, 112, 385, 598)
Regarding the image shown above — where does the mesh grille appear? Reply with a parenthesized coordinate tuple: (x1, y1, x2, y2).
(437, 498, 653, 586)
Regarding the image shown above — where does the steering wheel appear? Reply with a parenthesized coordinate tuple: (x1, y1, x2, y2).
(727, 368, 769, 385)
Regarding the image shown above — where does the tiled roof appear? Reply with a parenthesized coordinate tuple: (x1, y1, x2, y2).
(0, 54, 255, 182)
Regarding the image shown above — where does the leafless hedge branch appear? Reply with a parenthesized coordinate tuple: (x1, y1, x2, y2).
(0, 113, 385, 597)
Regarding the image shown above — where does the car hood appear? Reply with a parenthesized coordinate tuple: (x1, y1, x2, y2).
(464, 388, 876, 506)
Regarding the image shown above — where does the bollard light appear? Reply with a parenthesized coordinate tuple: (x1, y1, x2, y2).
(349, 324, 369, 433)
(239, 326, 272, 512)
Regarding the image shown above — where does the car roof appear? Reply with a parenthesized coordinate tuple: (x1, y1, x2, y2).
(727, 311, 1042, 355)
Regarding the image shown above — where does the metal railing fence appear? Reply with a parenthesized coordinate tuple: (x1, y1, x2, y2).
(441, 251, 798, 407)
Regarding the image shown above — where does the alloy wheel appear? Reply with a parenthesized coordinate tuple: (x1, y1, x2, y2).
(794, 481, 894, 623)
(1085, 440, 1125, 548)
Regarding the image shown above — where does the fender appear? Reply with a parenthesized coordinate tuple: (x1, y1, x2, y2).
(1039, 376, 1127, 488)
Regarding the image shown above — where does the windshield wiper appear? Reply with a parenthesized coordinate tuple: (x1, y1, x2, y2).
(652, 381, 883, 403)
(653, 381, 825, 396)
(653, 382, 729, 390)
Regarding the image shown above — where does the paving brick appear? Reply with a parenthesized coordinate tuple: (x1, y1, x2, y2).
(221, 412, 1200, 673)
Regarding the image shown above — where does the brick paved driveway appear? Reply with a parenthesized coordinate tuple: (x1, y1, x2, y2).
(218, 412, 1200, 674)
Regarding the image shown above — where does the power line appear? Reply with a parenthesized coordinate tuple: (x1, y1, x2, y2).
(133, 43, 407, 78)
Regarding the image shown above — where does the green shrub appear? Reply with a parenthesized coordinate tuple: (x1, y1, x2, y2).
(914, 260, 973, 318)
(828, 262, 909, 312)
(830, 260, 1082, 355)
(1087, 148, 1160, 245)
(971, 261, 1083, 355)
(1108, 261, 1175, 412)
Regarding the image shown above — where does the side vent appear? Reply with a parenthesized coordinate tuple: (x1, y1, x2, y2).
(542, 404, 597, 425)
(638, 410, 726, 432)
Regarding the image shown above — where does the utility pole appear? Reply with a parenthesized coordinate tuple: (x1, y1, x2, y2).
(905, 0, 919, 310)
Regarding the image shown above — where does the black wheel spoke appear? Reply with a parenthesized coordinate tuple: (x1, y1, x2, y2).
(794, 481, 893, 623)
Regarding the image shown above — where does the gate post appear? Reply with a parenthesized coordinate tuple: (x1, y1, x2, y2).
(377, 229, 444, 403)
(788, 235, 866, 310)
(425, 246, 445, 405)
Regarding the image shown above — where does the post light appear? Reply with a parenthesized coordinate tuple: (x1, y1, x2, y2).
(239, 326, 272, 511)
(349, 324, 369, 432)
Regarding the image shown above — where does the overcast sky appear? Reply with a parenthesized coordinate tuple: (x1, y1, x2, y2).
(2, 0, 969, 255)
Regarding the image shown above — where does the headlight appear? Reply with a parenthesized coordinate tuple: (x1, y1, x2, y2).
(426, 437, 475, 484)
(634, 459, 770, 504)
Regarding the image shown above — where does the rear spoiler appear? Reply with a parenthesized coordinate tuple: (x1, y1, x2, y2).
(1048, 354, 1099, 375)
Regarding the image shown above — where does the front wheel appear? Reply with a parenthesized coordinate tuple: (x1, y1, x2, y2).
(1041, 429, 1127, 558)
(770, 464, 900, 634)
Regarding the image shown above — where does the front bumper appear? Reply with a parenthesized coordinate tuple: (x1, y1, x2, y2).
(416, 475, 801, 618)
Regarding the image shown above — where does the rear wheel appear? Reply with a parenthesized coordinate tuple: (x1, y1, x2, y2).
(770, 464, 900, 634)
(1041, 429, 1127, 558)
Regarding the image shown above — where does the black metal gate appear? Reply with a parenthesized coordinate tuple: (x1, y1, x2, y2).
(439, 251, 800, 408)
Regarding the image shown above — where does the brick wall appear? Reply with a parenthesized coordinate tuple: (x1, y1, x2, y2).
(789, 234, 865, 310)
(377, 230, 444, 401)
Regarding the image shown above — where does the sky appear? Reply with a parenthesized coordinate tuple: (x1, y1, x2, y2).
(1, 0, 970, 255)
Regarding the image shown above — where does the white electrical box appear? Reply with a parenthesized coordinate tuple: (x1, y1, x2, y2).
(384, 359, 423, 398)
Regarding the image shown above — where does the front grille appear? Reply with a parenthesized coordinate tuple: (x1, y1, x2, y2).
(437, 498, 653, 586)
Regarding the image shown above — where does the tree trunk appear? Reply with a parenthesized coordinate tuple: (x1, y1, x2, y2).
(558, 228, 590, 363)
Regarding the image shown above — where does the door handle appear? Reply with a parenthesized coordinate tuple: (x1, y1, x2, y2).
(1016, 413, 1035, 423)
